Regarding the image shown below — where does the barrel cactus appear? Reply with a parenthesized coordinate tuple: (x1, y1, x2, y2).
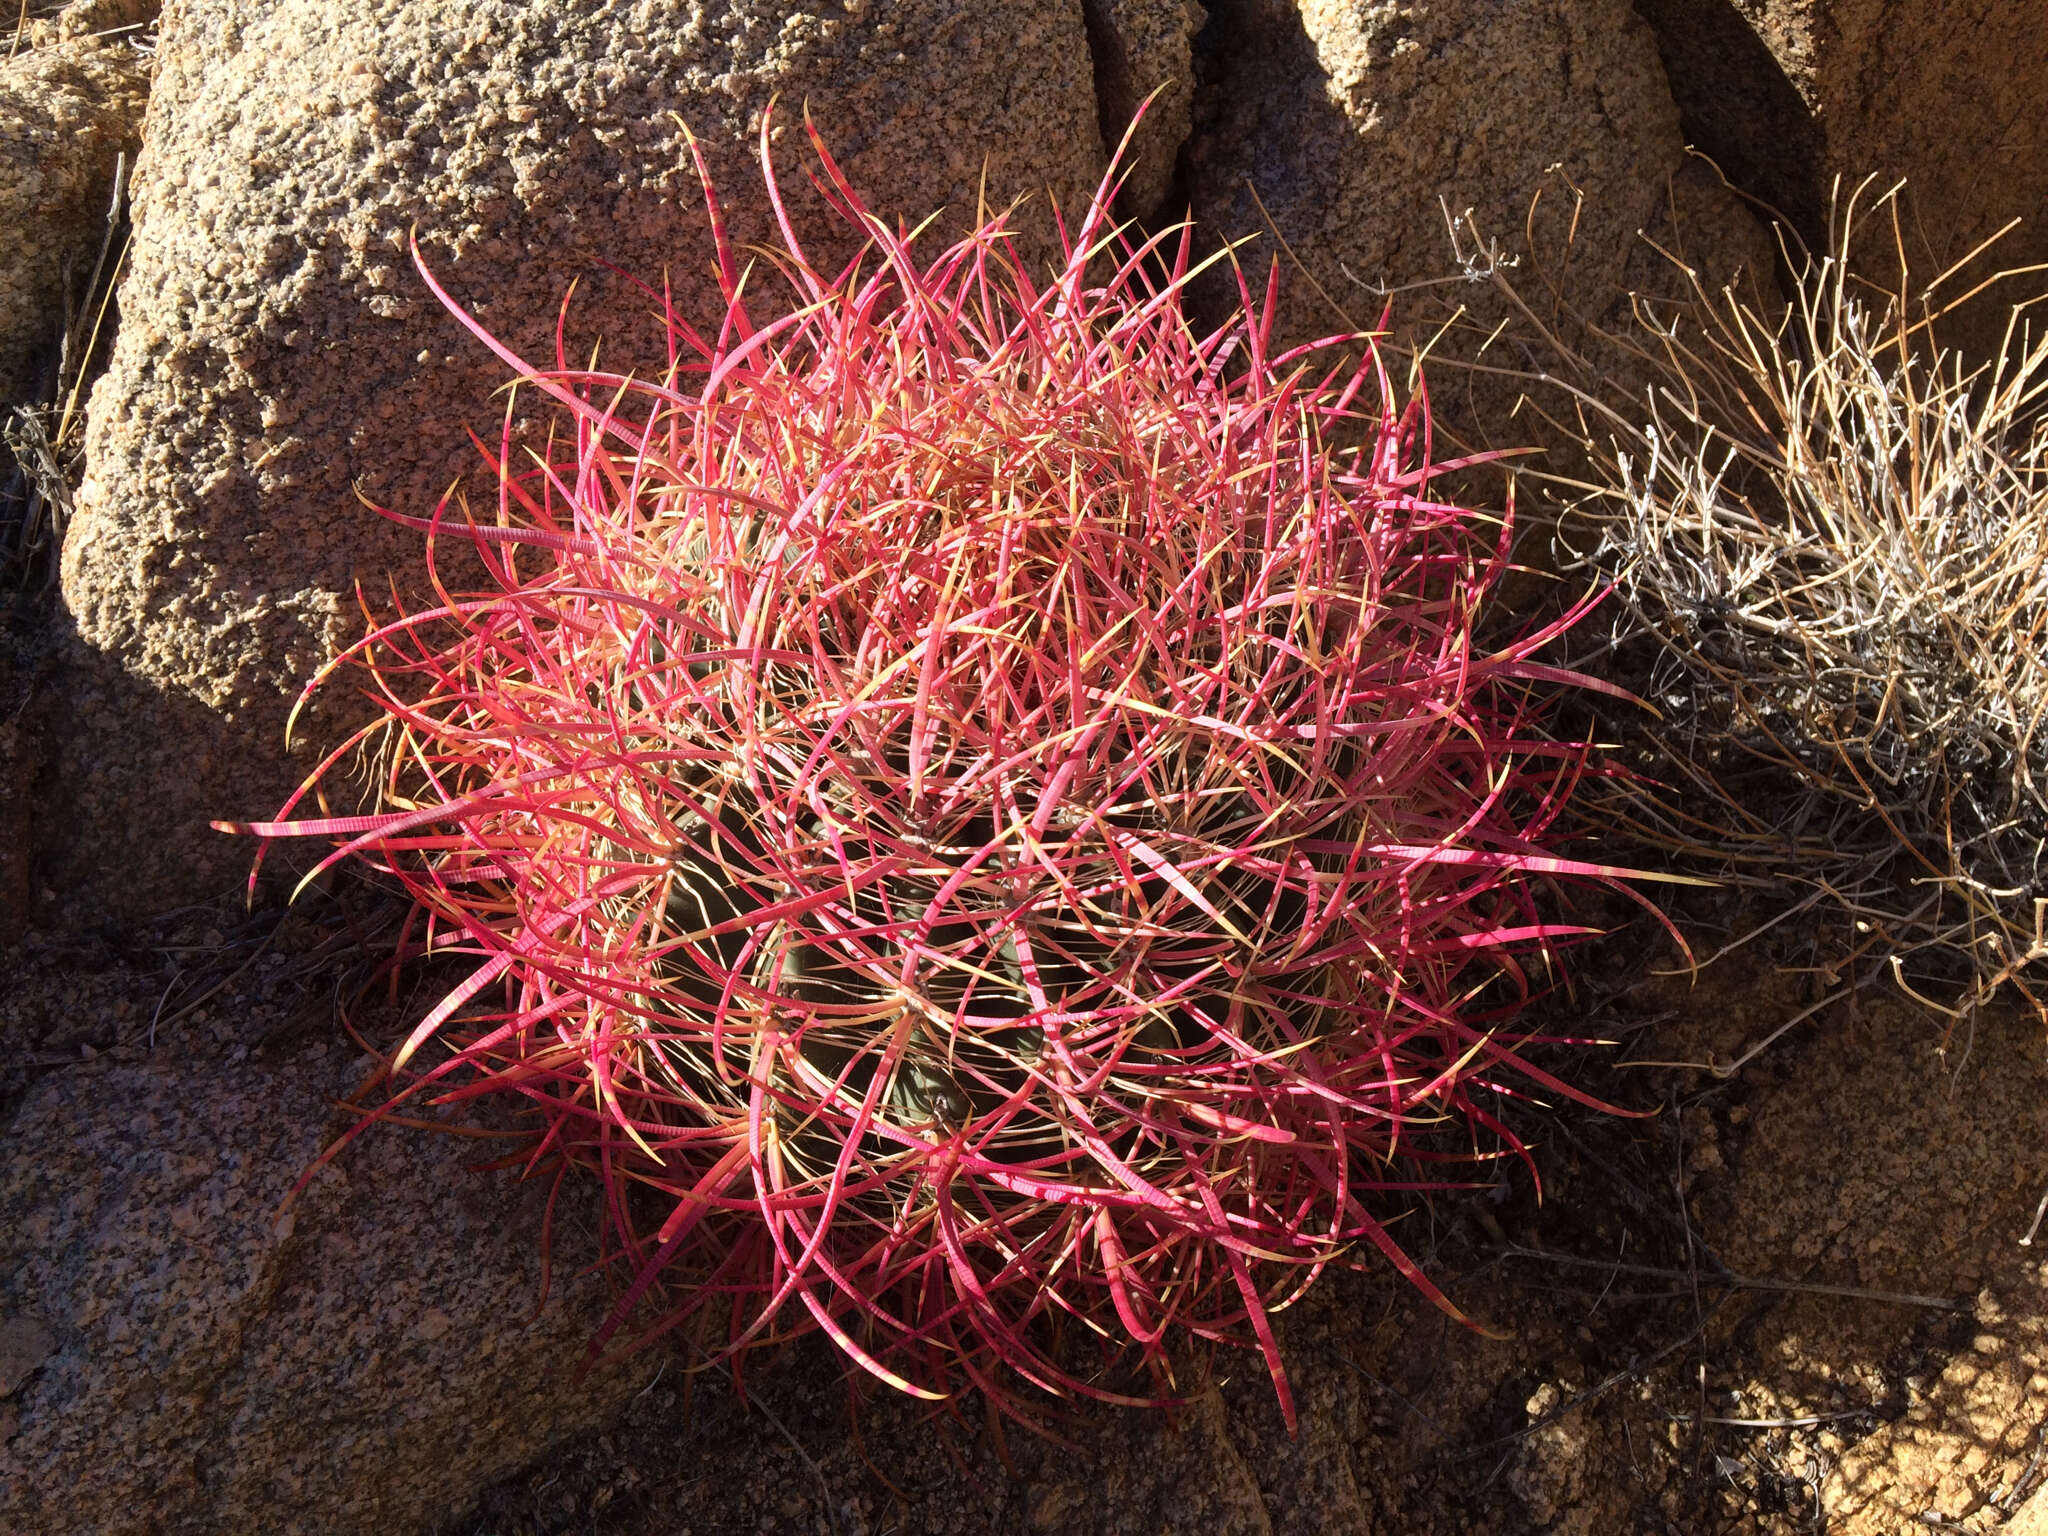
(223, 111, 1661, 1429)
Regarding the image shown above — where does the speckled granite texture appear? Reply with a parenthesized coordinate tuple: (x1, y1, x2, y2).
(50, 0, 1110, 923)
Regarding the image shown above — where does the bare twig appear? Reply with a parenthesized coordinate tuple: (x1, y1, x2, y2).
(1667, 1408, 1880, 1429)
(1499, 1243, 1967, 1312)
(745, 1388, 849, 1536)
(1620, 983, 1851, 1077)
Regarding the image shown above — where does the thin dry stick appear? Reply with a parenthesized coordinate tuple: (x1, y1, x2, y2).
(1500, 1245, 1965, 1312)
(1620, 985, 1849, 1077)
(746, 1389, 849, 1536)
(1666, 1409, 1880, 1429)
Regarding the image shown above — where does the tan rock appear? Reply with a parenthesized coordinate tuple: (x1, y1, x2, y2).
(53, 0, 1109, 923)
(1182, 0, 1768, 378)
(0, 1047, 652, 1535)
(1636, 0, 2048, 362)
(0, 29, 145, 944)
(2009, 1481, 2048, 1536)
(0, 1316, 54, 1398)
(1081, 0, 1205, 220)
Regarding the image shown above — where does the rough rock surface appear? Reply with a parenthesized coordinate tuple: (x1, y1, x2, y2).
(1080, 0, 1204, 221)
(0, 1007, 652, 1535)
(52, 0, 1109, 925)
(1634, 0, 2048, 361)
(0, 34, 148, 406)
(1684, 984, 2048, 1536)
(2012, 1481, 2048, 1536)
(1183, 0, 1765, 372)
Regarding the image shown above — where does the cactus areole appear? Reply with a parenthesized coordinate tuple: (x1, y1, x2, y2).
(221, 110, 1663, 1431)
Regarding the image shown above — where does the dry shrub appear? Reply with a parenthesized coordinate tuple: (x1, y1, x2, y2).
(1493, 177, 2048, 1030)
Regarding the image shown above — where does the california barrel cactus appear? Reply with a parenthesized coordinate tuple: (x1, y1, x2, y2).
(224, 112, 1659, 1428)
